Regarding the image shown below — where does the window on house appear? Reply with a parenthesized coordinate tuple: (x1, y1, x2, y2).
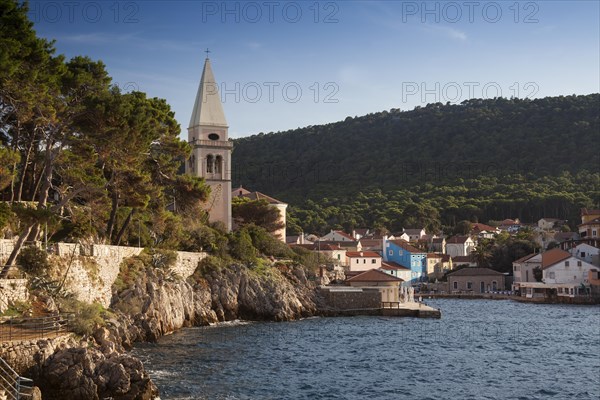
(565, 261, 570, 267)
(363, 259, 366, 264)
(467, 281, 472, 290)
(593, 230, 597, 237)
(453, 281, 458, 290)
(577, 261, 582, 267)
(389, 250, 393, 256)
(372, 259, 376, 264)
(514, 265, 518, 271)
(492, 281, 497, 291)
(581, 252, 586, 258)
(356, 259, 359, 264)
(548, 272, 555, 279)
(337, 255, 340, 260)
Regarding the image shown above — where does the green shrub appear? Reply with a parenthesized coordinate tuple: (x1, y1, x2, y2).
(229, 228, 257, 263)
(59, 298, 109, 337)
(16, 246, 49, 276)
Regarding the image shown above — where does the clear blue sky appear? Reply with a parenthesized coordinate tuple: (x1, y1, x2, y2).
(29, 0, 600, 138)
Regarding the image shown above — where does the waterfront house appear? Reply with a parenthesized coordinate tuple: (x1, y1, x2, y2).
(447, 267, 506, 293)
(347, 251, 382, 272)
(380, 261, 412, 283)
(445, 236, 476, 258)
(383, 239, 427, 283)
(512, 252, 542, 291)
(346, 268, 403, 303)
(541, 248, 599, 285)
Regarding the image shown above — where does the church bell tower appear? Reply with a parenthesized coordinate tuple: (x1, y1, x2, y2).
(186, 55, 232, 231)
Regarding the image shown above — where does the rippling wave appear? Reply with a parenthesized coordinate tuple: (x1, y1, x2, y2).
(133, 299, 600, 400)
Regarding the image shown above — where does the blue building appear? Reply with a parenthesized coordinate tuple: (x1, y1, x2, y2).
(382, 239, 427, 284)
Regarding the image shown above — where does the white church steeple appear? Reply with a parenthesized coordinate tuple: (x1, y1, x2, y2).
(186, 54, 232, 231)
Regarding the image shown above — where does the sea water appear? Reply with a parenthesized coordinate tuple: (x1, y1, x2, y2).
(132, 299, 600, 400)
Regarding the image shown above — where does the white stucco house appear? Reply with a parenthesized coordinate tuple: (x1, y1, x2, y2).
(346, 251, 382, 272)
(445, 236, 476, 257)
(542, 248, 599, 285)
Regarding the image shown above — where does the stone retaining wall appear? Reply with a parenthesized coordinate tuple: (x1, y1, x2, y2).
(0, 334, 73, 376)
(319, 288, 381, 310)
(0, 279, 28, 313)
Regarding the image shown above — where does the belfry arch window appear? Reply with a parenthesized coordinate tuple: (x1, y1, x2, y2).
(188, 155, 195, 171)
(215, 155, 223, 174)
(206, 155, 214, 173)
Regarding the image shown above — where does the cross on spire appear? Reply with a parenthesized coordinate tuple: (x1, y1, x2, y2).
(205, 48, 211, 59)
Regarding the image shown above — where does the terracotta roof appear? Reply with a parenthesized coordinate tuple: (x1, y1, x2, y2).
(381, 261, 411, 271)
(471, 223, 497, 232)
(446, 236, 470, 244)
(346, 251, 381, 258)
(332, 230, 355, 241)
(359, 239, 382, 248)
(346, 269, 403, 283)
(441, 254, 451, 262)
(447, 267, 504, 277)
(541, 248, 571, 269)
(500, 219, 518, 225)
(388, 240, 424, 254)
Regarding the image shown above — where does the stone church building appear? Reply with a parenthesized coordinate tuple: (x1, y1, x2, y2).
(186, 56, 286, 239)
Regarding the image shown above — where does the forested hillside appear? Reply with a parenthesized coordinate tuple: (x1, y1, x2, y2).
(232, 95, 600, 234)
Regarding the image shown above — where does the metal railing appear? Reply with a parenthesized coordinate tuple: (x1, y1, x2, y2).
(0, 357, 33, 400)
(0, 315, 70, 343)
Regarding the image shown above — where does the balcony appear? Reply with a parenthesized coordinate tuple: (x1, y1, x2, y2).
(190, 139, 233, 149)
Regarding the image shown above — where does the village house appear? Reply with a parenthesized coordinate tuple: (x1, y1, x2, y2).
(358, 238, 383, 252)
(445, 236, 476, 258)
(315, 240, 362, 252)
(291, 242, 347, 266)
(382, 239, 427, 284)
(431, 237, 446, 253)
(470, 223, 499, 239)
(351, 228, 370, 240)
(512, 252, 542, 292)
(568, 243, 600, 267)
(538, 218, 564, 231)
(447, 267, 506, 293)
(498, 218, 521, 233)
(578, 217, 600, 239)
(346, 251, 382, 272)
(320, 230, 355, 242)
(345, 269, 403, 303)
(541, 248, 598, 285)
(452, 255, 477, 268)
(232, 187, 288, 242)
(402, 228, 427, 242)
(380, 261, 412, 283)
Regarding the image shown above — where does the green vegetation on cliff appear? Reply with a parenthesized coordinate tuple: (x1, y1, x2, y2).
(232, 95, 600, 233)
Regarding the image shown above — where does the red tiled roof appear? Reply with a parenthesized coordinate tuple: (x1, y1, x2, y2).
(471, 223, 497, 232)
(542, 248, 571, 269)
(388, 240, 424, 253)
(441, 254, 451, 262)
(346, 251, 381, 258)
(427, 253, 442, 258)
(381, 261, 411, 271)
(346, 269, 403, 283)
(333, 230, 355, 241)
(316, 240, 359, 248)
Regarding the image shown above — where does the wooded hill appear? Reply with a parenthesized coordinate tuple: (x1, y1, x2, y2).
(232, 95, 600, 234)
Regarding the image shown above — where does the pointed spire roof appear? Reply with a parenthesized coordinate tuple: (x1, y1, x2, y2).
(189, 57, 228, 129)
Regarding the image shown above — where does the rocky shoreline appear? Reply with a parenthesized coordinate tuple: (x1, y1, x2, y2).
(4, 262, 324, 399)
